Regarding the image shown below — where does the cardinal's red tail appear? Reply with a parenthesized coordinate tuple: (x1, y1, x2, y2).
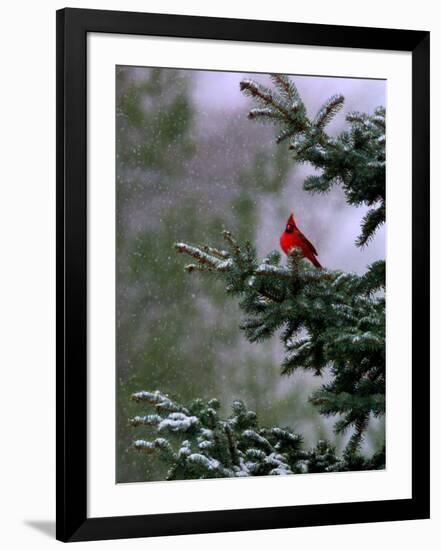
(310, 256, 322, 268)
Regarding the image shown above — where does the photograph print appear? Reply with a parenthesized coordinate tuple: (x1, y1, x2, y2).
(116, 67, 386, 483)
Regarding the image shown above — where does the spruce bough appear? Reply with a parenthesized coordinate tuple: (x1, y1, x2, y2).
(130, 390, 384, 479)
(130, 74, 386, 478)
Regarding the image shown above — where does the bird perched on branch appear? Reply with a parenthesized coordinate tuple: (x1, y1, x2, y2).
(280, 213, 322, 268)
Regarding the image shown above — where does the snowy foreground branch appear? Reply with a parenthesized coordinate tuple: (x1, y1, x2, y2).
(175, 231, 385, 454)
(130, 391, 384, 480)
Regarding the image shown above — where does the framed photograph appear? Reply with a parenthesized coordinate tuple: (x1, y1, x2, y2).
(56, 8, 430, 542)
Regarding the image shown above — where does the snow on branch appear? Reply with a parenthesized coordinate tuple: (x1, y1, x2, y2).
(130, 393, 384, 480)
(175, 230, 385, 454)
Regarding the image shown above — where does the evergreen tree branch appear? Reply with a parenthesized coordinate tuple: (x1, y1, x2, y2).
(175, 231, 385, 453)
(240, 76, 386, 247)
(356, 202, 386, 247)
(130, 392, 384, 478)
(313, 94, 345, 129)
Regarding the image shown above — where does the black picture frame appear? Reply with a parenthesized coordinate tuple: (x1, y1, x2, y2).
(56, 7, 430, 543)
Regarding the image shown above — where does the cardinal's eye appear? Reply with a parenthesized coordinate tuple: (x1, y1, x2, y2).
(286, 224, 294, 232)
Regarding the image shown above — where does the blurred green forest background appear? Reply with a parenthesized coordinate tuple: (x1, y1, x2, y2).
(116, 66, 385, 483)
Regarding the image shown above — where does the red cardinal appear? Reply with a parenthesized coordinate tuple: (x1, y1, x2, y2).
(280, 213, 322, 268)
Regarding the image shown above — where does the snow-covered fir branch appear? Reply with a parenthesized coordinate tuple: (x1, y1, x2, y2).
(175, 230, 385, 454)
(130, 392, 384, 479)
